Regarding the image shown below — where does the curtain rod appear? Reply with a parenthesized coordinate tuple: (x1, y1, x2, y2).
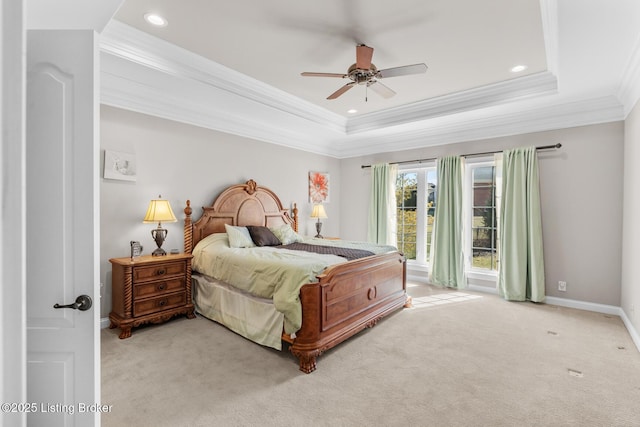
(360, 143, 562, 169)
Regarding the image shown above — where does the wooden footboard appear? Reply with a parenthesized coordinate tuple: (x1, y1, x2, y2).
(184, 180, 408, 374)
(289, 251, 407, 373)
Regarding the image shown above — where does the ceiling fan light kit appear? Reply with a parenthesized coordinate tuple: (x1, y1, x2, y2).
(301, 44, 427, 101)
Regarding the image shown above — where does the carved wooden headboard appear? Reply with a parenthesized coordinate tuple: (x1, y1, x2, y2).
(184, 179, 298, 254)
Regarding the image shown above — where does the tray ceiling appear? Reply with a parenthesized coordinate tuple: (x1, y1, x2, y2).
(113, 0, 548, 117)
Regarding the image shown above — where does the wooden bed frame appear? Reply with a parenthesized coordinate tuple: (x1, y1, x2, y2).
(183, 179, 408, 373)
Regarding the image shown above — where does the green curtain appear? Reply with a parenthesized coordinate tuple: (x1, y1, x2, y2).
(498, 146, 545, 302)
(368, 163, 398, 245)
(429, 156, 465, 288)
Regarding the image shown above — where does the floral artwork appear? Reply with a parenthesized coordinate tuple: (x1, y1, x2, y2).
(309, 171, 330, 203)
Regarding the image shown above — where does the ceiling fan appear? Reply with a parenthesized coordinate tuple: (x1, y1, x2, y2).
(301, 44, 428, 100)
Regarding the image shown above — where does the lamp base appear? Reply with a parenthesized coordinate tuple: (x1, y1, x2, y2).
(315, 221, 323, 239)
(151, 247, 167, 256)
(151, 225, 168, 256)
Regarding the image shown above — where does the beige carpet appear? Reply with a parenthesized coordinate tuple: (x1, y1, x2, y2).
(101, 284, 640, 426)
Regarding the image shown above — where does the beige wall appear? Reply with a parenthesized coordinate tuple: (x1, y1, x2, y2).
(622, 101, 640, 333)
(100, 105, 341, 317)
(101, 105, 625, 314)
(340, 122, 624, 306)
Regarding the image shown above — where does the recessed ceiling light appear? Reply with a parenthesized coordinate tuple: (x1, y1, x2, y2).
(144, 13, 167, 27)
(510, 65, 528, 73)
(347, 109, 358, 114)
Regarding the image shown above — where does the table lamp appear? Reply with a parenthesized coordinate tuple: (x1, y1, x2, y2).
(143, 195, 177, 256)
(310, 204, 327, 238)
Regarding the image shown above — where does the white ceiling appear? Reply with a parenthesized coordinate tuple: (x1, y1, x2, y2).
(113, 0, 549, 117)
(27, 0, 640, 158)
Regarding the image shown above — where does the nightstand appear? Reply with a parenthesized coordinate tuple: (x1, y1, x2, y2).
(109, 253, 195, 338)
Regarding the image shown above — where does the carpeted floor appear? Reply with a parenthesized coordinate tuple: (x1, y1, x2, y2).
(101, 283, 640, 426)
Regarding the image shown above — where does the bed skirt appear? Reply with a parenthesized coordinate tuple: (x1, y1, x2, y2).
(192, 273, 285, 350)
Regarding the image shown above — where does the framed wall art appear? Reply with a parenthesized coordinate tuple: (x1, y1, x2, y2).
(104, 150, 137, 182)
(309, 171, 330, 203)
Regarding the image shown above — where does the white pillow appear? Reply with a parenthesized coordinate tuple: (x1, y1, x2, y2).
(224, 224, 256, 248)
(269, 224, 302, 245)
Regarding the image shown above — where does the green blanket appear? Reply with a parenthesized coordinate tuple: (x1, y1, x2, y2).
(192, 233, 396, 334)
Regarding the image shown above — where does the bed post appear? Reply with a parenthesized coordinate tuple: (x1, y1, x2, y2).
(292, 203, 299, 233)
(184, 200, 193, 254)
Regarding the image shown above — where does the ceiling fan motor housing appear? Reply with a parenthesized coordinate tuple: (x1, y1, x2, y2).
(348, 63, 378, 85)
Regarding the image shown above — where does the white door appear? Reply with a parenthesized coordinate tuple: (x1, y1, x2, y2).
(26, 30, 100, 427)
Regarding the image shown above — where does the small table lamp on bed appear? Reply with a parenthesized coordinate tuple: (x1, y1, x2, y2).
(310, 203, 327, 238)
(143, 195, 177, 256)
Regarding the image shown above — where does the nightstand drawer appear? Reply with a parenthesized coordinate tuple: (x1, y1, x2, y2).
(133, 261, 186, 282)
(109, 253, 194, 338)
(133, 277, 185, 299)
(133, 291, 186, 317)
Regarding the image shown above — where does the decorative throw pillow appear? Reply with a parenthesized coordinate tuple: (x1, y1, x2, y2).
(246, 225, 282, 247)
(224, 224, 256, 248)
(269, 224, 302, 245)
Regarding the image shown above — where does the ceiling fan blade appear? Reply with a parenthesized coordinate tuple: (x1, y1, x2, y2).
(356, 45, 374, 69)
(327, 82, 356, 100)
(367, 80, 396, 99)
(301, 72, 347, 78)
(377, 63, 428, 79)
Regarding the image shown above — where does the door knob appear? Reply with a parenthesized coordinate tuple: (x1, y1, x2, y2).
(54, 295, 92, 311)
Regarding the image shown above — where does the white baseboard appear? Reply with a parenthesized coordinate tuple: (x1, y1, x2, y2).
(406, 274, 428, 284)
(544, 295, 621, 316)
(619, 308, 640, 353)
(546, 296, 640, 353)
(408, 277, 640, 353)
(100, 317, 110, 329)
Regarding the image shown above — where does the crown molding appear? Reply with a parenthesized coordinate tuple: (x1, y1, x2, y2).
(333, 95, 624, 158)
(101, 54, 343, 157)
(618, 32, 640, 117)
(100, 21, 345, 157)
(345, 71, 558, 134)
(100, 20, 347, 133)
(342, 0, 560, 136)
(100, 19, 627, 160)
(539, 0, 558, 76)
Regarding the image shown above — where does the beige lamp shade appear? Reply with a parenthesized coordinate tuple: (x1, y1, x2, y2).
(143, 197, 177, 224)
(310, 204, 328, 219)
(143, 196, 177, 256)
(310, 204, 327, 238)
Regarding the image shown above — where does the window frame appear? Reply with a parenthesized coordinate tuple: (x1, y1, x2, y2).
(464, 157, 500, 278)
(395, 158, 500, 284)
(395, 169, 420, 262)
(396, 165, 436, 265)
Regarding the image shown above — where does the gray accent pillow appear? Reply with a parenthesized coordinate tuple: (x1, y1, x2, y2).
(247, 225, 282, 247)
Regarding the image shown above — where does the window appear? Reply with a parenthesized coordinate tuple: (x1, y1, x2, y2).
(396, 168, 437, 264)
(395, 160, 499, 275)
(396, 172, 417, 260)
(469, 163, 498, 271)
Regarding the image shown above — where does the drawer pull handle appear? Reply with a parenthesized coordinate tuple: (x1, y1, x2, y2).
(156, 268, 166, 276)
(157, 283, 166, 291)
(158, 299, 167, 307)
